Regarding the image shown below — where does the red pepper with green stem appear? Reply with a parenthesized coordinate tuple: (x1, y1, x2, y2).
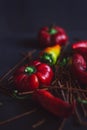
(13, 60, 54, 92)
(32, 89, 76, 118)
(38, 25, 68, 47)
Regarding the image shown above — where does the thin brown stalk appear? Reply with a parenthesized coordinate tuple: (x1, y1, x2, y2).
(32, 118, 46, 128)
(66, 82, 70, 102)
(0, 108, 37, 126)
(57, 81, 66, 101)
(74, 106, 87, 126)
(74, 81, 87, 117)
(58, 119, 67, 130)
(18, 85, 87, 96)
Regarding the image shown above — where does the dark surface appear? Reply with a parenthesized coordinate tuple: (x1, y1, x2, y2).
(0, 0, 87, 34)
(0, 0, 87, 129)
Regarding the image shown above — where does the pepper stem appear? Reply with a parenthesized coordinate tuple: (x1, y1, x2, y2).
(40, 53, 53, 65)
(48, 24, 57, 35)
(12, 90, 28, 99)
(25, 66, 36, 74)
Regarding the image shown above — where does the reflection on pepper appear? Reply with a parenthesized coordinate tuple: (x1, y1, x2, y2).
(40, 44, 61, 65)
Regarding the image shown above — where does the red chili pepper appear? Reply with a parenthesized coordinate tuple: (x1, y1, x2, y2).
(32, 89, 75, 118)
(72, 41, 87, 60)
(71, 53, 87, 85)
(38, 25, 68, 47)
(71, 41, 87, 84)
(13, 60, 54, 92)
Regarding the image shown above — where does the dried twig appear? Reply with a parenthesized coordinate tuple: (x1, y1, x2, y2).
(58, 119, 67, 130)
(32, 118, 46, 128)
(18, 86, 87, 96)
(0, 108, 37, 126)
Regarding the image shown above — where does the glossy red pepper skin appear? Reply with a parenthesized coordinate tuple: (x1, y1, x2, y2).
(72, 41, 87, 61)
(13, 60, 54, 92)
(33, 89, 75, 118)
(71, 53, 87, 85)
(38, 26, 68, 47)
(71, 41, 87, 84)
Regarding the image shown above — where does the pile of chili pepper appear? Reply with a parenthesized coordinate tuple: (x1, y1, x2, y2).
(13, 25, 76, 118)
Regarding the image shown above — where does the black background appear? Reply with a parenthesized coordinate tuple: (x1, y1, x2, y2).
(0, 0, 87, 34)
(0, 0, 87, 130)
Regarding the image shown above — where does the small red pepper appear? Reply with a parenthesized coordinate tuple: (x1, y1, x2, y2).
(71, 53, 87, 85)
(72, 41, 87, 61)
(13, 60, 54, 92)
(33, 89, 75, 118)
(38, 25, 68, 47)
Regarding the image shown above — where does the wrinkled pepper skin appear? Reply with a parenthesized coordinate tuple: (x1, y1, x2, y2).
(13, 60, 54, 92)
(71, 53, 87, 85)
(40, 44, 61, 65)
(33, 89, 75, 118)
(72, 41, 87, 61)
(38, 26, 68, 47)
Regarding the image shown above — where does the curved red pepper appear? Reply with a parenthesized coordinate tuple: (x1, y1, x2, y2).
(33, 89, 75, 118)
(71, 53, 87, 85)
(13, 60, 54, 92)
(72, 41, 87, 61)
(38, 25, 68, 47)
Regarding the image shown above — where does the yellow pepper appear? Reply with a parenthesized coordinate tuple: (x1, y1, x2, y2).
(40, 44, 61, 65)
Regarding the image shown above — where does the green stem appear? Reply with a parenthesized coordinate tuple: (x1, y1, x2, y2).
(12, 90, 29, 99)
(77, 98, 87, 104)
(40, 53, 53, 65)
(48, 25, 57, 35)
(25, 66, 36, 74)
